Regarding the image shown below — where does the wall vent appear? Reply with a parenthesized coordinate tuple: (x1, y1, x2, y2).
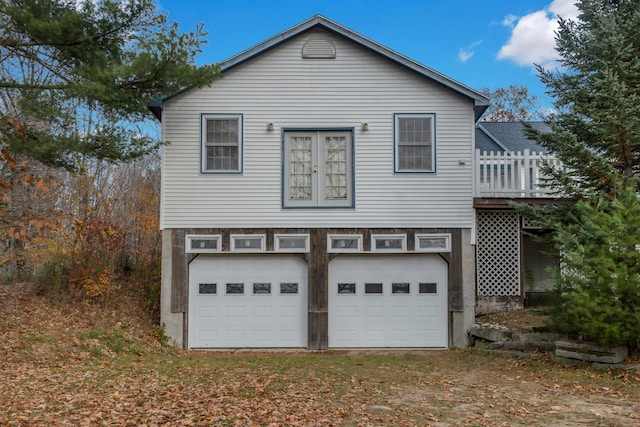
(302, 38, 336, 59)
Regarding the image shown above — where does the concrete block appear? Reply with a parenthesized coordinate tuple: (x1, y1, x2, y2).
(469, 326, 512, 343)
(515, 332, 566, 343)
(524, 341, 557, 352)
(555, 341, 628, 364)
(501, 341, 525, 351)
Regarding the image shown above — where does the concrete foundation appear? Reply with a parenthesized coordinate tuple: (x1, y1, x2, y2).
(160, 229, 183, 348)
(451, 228, 476, 348)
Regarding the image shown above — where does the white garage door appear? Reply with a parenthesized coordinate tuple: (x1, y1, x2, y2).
(329, 255, 448, 348)
(188, 255, 307, 348)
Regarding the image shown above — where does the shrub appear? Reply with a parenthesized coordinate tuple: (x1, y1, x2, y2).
(550, 184, 640, 349)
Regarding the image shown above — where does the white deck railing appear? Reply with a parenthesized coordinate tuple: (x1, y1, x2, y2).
(475, 149, 563, 198)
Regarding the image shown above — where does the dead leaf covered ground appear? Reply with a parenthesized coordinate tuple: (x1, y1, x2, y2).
(1, 283, 639, 426)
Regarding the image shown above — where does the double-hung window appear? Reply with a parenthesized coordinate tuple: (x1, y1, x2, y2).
(283, 130, 353, 208)
(201, 114, 243, 173)
(394, 113, 435, 172)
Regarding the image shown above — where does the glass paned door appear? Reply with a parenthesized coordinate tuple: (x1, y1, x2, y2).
(323, 136, 348, 200)
(289, 136, 313, 200)
(284, 130, 352, 208)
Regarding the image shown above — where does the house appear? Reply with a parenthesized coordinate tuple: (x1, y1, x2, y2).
(474, 122, 561, 313)
(151, 15, 491, 350)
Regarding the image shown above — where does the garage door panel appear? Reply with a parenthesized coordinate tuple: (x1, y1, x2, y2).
(189, 255, 307, 348)
(225, 329, 246, 339)
(329, 255, 447, 348)
(226, 306, 246, 318)
(253, 259, 272, 270)
(363, 306, 385, 317)
(280, 306, 300, 318)
(199, 331, 217, 340)
(391, 330, 412, 339)
(253, 306, 272, 318)
(199, 259, 220, 271)
(336, 330, 357, 341)
(226, 260, 245, 270)
(363, 330, 385, 341)
(418, 311, 441, 320)
(198, 307, 218, 317)
(253, 330, 272, 341)
(337, 306, 357, 317)
(390, 306, 412, 318)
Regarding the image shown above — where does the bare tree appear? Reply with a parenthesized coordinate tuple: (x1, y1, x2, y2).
(480, 85, 541, 122)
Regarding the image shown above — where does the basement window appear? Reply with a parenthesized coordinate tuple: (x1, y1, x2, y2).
(231, 234, 266, 252)
(371, 234, 406, 252)
(415, 233, 451, 252)
(274, 234, 310, 252)
(328, 234, 362, 253)
(186, 235, 221, 253)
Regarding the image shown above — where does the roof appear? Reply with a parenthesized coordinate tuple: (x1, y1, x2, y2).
(149, 15, 489, 121)
(475, 122, 550, 153)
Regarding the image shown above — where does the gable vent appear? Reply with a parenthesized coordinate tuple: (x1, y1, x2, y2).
(302, 38, 336, 59)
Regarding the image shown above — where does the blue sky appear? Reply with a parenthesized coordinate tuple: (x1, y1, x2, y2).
(157, 0, 580, 112)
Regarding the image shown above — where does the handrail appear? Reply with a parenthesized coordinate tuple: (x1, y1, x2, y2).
(475, 149, 562, 197)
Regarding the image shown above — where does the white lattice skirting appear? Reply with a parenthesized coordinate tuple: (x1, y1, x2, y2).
(476, 211, 521, 296)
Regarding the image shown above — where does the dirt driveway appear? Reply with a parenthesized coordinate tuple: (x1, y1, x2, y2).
(1, 284, 639, 426)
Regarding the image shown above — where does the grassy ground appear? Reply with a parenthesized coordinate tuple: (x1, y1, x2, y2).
(1, 283, 639, 426)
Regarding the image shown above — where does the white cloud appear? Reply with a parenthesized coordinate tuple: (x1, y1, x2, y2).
(497, 0, 579, 68)
(502, 14, 518, 28)
(549, 0, 580, 21)
(458, 40, 482, 63)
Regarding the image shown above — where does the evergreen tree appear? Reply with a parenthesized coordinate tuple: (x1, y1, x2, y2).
(524, 0, 640, 348)
(528, 0, 640, 195)
(0, 0, 220, 170)
(550, 182, 640, 347)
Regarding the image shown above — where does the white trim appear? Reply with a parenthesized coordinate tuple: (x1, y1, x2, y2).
(370, 234, 407, 252)
(230, 234, 266, 252)
(185, 234, 222, 253)
(415, 233, 451, 252)
(274, 233, 310, 252)
(327, 234, 363, 253)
